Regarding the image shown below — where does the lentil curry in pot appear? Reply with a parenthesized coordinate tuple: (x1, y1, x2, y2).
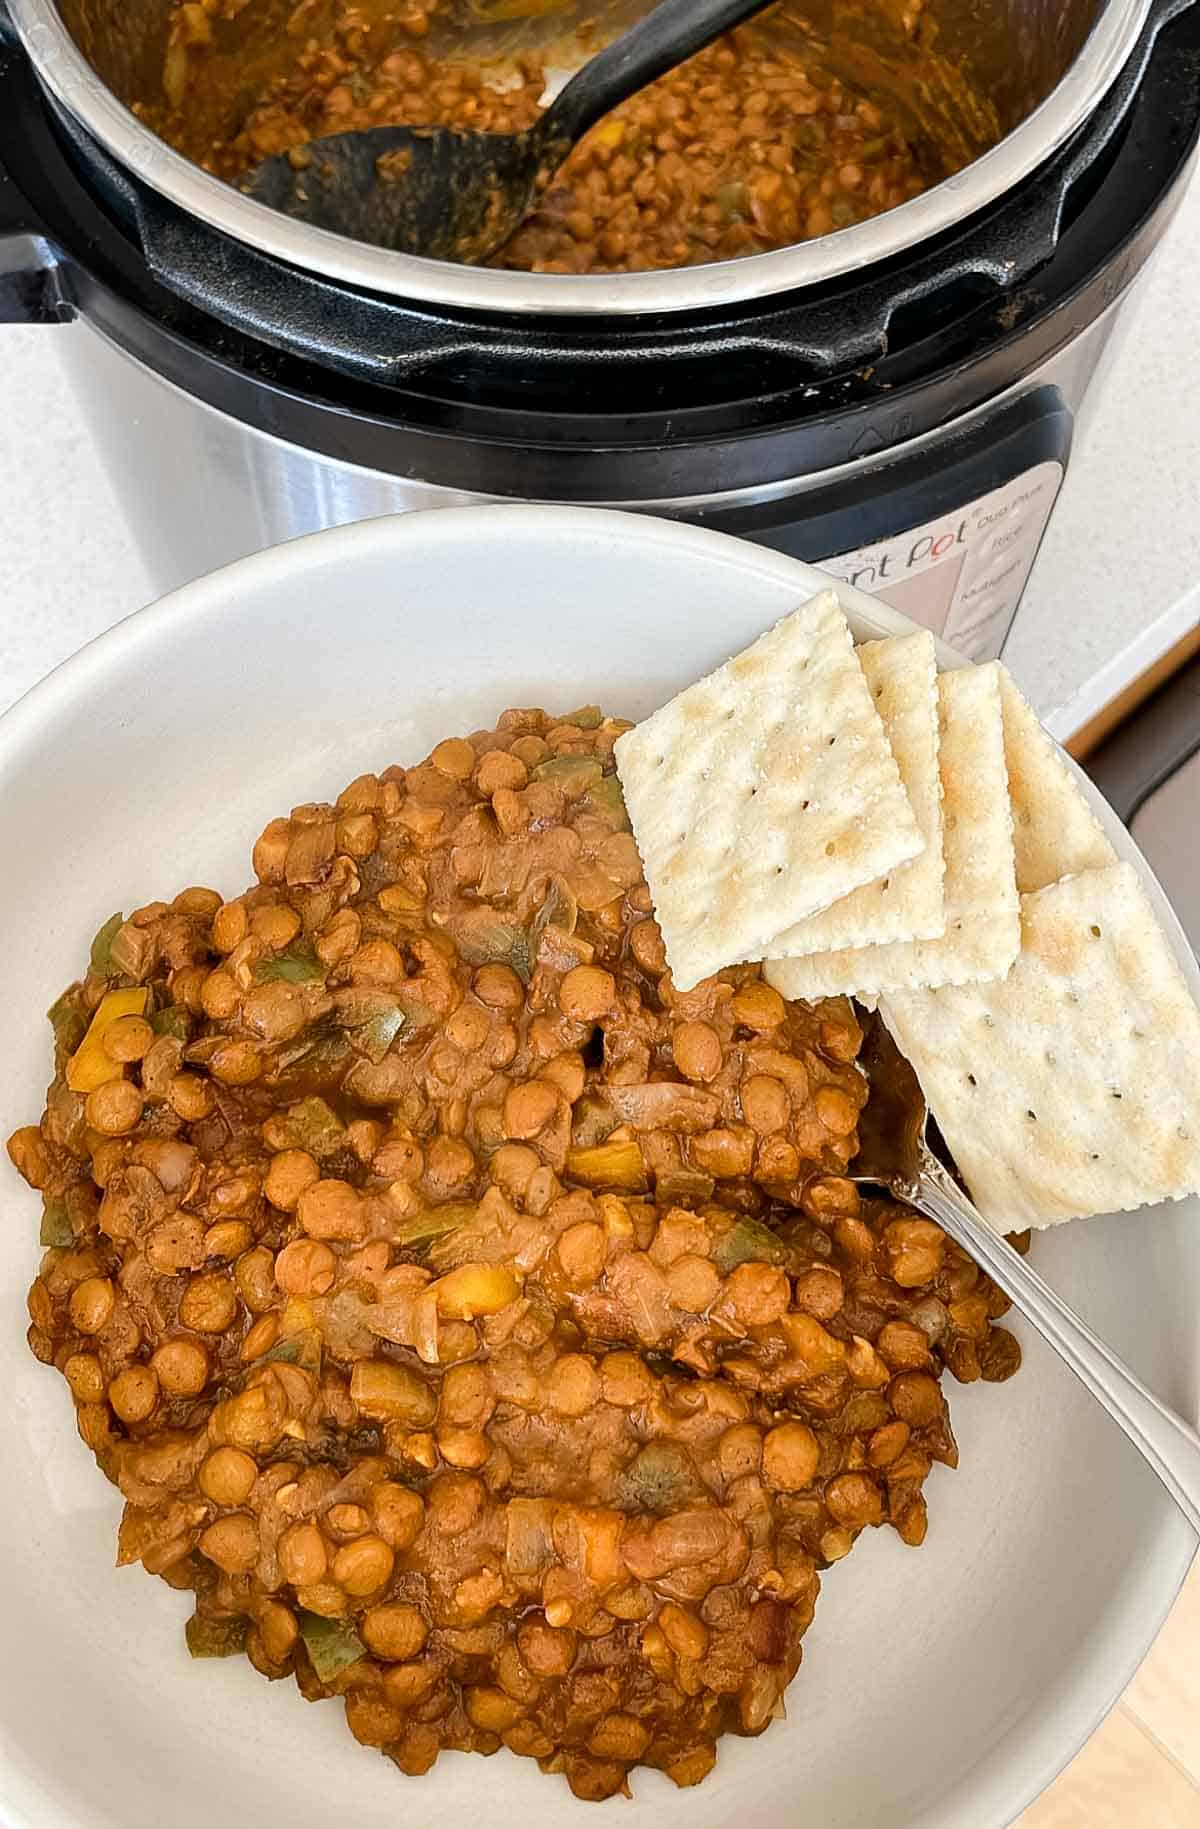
(135, 0, 943, 272)
(8, 706, 1021, 1800)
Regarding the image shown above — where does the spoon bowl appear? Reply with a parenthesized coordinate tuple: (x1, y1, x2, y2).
(239, 121, 560, 264)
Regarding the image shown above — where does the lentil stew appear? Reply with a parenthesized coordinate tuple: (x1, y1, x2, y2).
(137, 2, 938, 272)
(8, 704, 1022, 1800)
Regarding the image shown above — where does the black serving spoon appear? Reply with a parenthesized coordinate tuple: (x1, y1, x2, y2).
(239, 0, 780, 263)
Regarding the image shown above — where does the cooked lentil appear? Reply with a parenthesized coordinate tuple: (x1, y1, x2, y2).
(137, 2, 937, 273)
(9, 704, 1022, 1800)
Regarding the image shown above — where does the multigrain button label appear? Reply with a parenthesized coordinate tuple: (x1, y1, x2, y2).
(818, 461, 1064, 661)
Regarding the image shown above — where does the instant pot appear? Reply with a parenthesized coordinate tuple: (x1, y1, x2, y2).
(1, 0, 1197, 656)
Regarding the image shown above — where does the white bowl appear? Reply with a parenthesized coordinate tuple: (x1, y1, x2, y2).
(1, 507, 1196, 1829)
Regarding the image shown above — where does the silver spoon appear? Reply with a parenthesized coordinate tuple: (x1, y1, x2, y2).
(854, 1014, 1200, 1535)
(239, 0, 779, 262)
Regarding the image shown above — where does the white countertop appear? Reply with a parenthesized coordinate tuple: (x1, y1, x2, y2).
(2, 173, 1199, 734)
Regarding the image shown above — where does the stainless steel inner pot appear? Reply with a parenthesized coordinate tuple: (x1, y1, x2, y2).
(6, 0, 1155, 312)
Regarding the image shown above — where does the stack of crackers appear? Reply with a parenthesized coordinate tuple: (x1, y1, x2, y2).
(615, 591, 1200, 1231)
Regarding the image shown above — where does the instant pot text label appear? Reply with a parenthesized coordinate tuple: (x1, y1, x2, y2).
(820, 462, 1063, 661)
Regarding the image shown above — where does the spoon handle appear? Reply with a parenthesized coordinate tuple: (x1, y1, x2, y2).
(543, 0, 780, 149)
(911, 1153, 1200, 1537)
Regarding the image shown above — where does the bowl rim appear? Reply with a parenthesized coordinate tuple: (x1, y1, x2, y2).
(0, 502, 1196, 1829)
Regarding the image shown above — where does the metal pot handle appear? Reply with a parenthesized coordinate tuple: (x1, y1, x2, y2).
(0, 43, 65, 323)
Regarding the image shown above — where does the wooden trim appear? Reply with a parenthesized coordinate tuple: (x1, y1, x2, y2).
(1064, 623, 1200, 760)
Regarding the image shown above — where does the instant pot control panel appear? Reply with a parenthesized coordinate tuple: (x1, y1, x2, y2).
(714, 385, 1074, 659)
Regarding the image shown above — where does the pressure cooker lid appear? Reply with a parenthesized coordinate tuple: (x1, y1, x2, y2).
(5, 0, 1184, 313)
